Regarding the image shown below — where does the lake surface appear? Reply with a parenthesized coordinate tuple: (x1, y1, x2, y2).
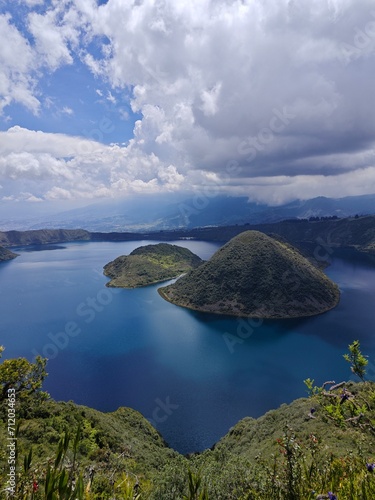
(1, 240, 375, 454)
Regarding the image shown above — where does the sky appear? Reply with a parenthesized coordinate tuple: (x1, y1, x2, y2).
(1, 0, 375, 217)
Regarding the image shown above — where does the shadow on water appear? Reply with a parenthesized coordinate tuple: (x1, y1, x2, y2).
(12, 244, 67, 252)
(186, 307, 315, 340)
(186, 247, 375, 352)
(333, 247, 375, 267)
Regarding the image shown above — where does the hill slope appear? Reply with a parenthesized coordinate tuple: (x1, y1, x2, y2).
(159, 231, 339, 318)
(0, 228, 90, 247)
(2, 383, 375, 499)
(103, 243, 203, 288)
(1, 347, 375, 499)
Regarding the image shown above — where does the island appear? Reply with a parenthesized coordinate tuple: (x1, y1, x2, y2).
(103, 243, 203, 288)
(0, 245, 18, 261)
(158, 230, 340, 318)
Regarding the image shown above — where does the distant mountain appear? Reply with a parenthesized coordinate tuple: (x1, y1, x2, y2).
(159, 231, 340, 318)
(1, 216, 375, 259)
(103, 243, 203, 288)
(2, 193, 375, 232)
(0, 229, 90, 247)
(270, 194, 375, 221)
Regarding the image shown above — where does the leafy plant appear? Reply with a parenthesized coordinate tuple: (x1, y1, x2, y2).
(0, 347, 48, 403)
(303, 378, 321, 397)
(344, 340, 368, 381)
(183, 469, 209, 500)
(2, 341, 375, 499)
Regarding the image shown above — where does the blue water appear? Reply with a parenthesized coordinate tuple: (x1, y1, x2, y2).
(1, 241, 375, 454)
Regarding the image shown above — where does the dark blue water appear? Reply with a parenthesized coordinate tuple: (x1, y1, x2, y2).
(1, 241, 375, 454)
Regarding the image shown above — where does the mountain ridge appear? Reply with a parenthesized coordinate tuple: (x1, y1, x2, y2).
(2, 193, 375, 232)
(1, 216, 375, 263)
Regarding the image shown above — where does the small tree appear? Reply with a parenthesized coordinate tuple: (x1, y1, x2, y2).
(343, 340, 368, 382)
(0, 346, 48, 402)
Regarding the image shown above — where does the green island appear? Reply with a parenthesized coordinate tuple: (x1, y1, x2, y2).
(0, 245, 18, 262)
(1, 342, 375, 499)
(103, 243, 203, 288)
(159, 231, 340, 319)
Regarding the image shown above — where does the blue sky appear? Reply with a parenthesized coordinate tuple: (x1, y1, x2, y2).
(0, 2, 136, 143)
(0, 0, 375, 218)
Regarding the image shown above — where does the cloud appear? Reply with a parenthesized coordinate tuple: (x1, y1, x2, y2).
(2, 191, 43, 202)
(0, 14, 39, 114)
(230, 166, 375, 205)
(19, 0, 45, 6)
(1, 0, 375, 204)
(83, 0, 375, 186)
(27, 8, 78, 70)
(0, 126, 188, 201)
(0, 126, 105, 156)
(62, 106, 74, 115)
(0, 3, 81, 114)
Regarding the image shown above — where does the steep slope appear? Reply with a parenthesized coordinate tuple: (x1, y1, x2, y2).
(103, 243, 203, 288)
(0, 398, 180, 498)
(159, 231, 339, 318)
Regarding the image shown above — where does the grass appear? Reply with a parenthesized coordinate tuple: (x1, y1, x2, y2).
(103, 243, 203, 288)
(2, 343, 375, 498)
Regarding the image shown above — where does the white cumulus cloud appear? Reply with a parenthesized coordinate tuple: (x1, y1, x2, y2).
(1, 0, 375, 204)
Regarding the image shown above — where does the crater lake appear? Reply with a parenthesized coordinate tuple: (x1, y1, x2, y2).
(1, 240, 375, 454)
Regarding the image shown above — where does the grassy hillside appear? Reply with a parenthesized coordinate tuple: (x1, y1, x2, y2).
(0, 399, 182, 499)
(1, 354, 375, 499)
(103, 243, 203, 288)
(159, 231, 340, 318)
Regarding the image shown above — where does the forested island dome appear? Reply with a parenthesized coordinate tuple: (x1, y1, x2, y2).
(159, 231, 340, 318)
(103, 242, 203, 288)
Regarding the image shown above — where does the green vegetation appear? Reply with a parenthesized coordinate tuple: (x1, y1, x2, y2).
(0, 348, 47, 405)
(344, 340, 368, 382)
(0, 245, 18, 261)
(103, 243, 203, 288)
(1, 342, 375, 498)
(0, 229, 90, 248)
(92, 215, 375, 256)
(2, 216, 375, 260)
(159, 231, 340, 318)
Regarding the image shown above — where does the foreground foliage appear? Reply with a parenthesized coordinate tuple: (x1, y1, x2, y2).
(1, 342, 375, 498)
